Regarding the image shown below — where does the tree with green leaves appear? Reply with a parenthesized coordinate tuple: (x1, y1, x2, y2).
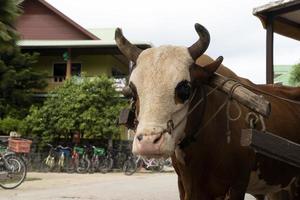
(23, 76, 126, 145)
(0, 0, 47, 121)
(289, 63, 300, 86)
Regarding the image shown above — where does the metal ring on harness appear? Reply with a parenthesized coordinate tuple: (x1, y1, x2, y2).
(245, 112, 259, 129)
(245, 112, 266, 132)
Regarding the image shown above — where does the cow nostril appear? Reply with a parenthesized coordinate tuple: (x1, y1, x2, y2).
(137, 134, 143, 141)
(153, 133, 163, 144)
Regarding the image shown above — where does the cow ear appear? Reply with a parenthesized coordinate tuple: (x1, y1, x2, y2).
(191, 56, 223, 82)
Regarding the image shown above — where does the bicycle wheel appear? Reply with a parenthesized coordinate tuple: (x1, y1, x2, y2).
(0, 155, 27, 189)
(115, 153, 127, 169)
(149, 161, 164, 172)
(90, 157, 100, 173)
(76, 157, 90, 173)
(65, 158, 76, 173)
(19, 153, 32, 171)
(156, 162, 164, 172)
(123, 159, 137, 175)
(99, 157, 113, 174)
(42, 155, 55, 172)
(163, 158, 173, 167)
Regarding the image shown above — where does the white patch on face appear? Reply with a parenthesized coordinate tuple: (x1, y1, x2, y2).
(247, 170, 284, 195)
(130, 45, 194, 155)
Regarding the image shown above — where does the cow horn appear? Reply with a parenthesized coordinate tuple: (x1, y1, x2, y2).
(188, 23, 210, 61)
(115, 28, 143, 63)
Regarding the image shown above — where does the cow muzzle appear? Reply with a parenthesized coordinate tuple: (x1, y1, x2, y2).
(132, 131, 173, 157)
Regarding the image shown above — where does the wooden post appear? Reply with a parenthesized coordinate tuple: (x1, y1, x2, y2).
(66, 48, 72, 80)
(266, 16, 274, 84)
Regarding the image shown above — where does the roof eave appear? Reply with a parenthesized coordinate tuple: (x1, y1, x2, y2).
(17, 40, 153, 49)
(253, 0, 299, 16)
(253, 0, 300, 41)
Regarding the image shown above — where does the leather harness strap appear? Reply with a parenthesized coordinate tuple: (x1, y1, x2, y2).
(178, 87, 229, 149)
(178, 78, 242, 149)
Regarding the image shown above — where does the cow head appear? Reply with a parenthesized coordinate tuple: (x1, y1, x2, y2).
(116, 23, 223, 158)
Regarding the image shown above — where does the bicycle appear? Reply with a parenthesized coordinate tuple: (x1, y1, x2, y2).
(123, 155, 164, 175)
(98, 148, 113, 173)
(57, 145, 72, 172)
(90, 146, 113, 173)
(123, 153, 138, 175)
(0, 147, 27, 189)
(68, 146, 90, 173)
(43, 144, 59, 172)
(15, 152, 32, 171)
(109, 148, 127, 170)
(162, 157, 173, 168)
(142, 157, 164, 172)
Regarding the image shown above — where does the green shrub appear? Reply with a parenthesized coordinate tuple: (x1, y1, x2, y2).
(0, 117, 23, 135)
(289, 63, 300, 86)
(24, 75, 127, 145)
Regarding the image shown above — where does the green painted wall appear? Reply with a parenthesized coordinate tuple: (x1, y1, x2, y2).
(32, 54, 127, 91)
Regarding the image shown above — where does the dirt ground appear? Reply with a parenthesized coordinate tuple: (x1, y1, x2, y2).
(0, 171, 256, 200)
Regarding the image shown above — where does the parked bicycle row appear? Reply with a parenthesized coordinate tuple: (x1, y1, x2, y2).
(0, 141, 173, 176)
(42, 144, 112, 173)
(35, 144, 173, 174)
(0, 138, 168, 190)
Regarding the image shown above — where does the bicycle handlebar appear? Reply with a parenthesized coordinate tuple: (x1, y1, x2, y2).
(47, 144, 72, 151)
(47, 143, 53, 148)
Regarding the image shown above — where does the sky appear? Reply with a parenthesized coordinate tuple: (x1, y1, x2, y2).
(46, 0, 300, 84)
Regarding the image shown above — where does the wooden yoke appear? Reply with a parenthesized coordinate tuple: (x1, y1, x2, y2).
(208, 73, 271, 117)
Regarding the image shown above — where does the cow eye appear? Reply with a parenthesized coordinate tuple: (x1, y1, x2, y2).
(175, 80, 191, 103)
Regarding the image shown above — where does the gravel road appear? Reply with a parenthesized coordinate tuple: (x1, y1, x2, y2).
(0, 172, 255, 200)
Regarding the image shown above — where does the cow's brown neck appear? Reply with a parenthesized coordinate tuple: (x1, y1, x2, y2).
(179, 83, 230, 149)
(178, 85, 207, 149)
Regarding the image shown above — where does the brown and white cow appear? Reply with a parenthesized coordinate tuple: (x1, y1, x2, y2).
(115, 23, 300, 200)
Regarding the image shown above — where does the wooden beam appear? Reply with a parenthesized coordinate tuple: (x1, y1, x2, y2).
(66, 48, 72, 79)
(266, 16, 274, 84)
(276, 16, 300, 29)
(241, 129, 300, 168)
(209, 74, 271, 117)
(269, 3, 300, 16)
